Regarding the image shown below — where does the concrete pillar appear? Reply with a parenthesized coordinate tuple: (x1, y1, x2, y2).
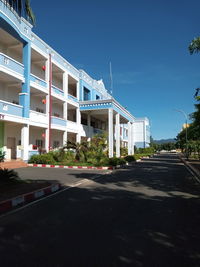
(63, 131, 67, 146)
(108, 108, 113, 158)
(63, 102, 67, 120)
(131, 123, 134, 155)
(21, 124, 29, 161)
(45, 128, 49, 152)
(76, 133, 81, 143)
(87, 113, 91, 139)
(45, 57, 49, 83)
(63, 72, 68, 97)
(128, 121, 132, 155)
(76, 108, 81, 124)
(76, 80, 80, 101)
(116, 113, 120, 157)
(63, 72, 68, 121)
(19, 41, 31, 118)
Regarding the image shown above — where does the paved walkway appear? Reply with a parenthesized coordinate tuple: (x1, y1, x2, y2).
(0, 153, 200, 267)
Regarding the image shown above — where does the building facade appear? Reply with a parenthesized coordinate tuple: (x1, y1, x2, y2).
(0, 0, 150, 161)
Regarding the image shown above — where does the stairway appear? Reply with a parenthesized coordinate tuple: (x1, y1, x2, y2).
(0, 160, 27, 169)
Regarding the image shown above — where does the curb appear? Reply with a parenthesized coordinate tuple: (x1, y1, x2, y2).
(0, 183, 61, 214)
(28, 163, 114, 170)
(179, 156, 200, 183)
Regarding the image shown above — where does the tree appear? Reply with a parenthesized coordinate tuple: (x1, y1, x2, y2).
(188, 37, 200, 54)
(25, 0, 35, 25)
(63, 141, 89, 161)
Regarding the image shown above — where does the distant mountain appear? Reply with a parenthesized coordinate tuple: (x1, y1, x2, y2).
(153, 139, 176, 144)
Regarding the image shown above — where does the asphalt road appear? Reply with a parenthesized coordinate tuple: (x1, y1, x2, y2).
(0, 154, 200, 267)
(15, 167, 108, 186)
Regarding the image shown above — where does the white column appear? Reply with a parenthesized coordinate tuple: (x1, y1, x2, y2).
(63, 131, 67, 146)
(131, 123, 134, 155)
(45, 58, 49, 83)
(45, 128, 49, 152)
(63, 72, 68, 97)
(108, 108, 113, 158)
(87, 113, 91, 139)
(76, 107, 81, 142)
(116, 113, 120, 157)
(76, 80, 80, 100)
(63, 102, 67, 120)
(143, 121, 146, 148)
(21, 124, 29, 161)
(76, 133, 81, 143)
(128, 121, 132, 155)
(63, 72, 68, 121)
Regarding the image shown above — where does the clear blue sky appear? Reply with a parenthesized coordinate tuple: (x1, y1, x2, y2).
(31, 0, 200, 140)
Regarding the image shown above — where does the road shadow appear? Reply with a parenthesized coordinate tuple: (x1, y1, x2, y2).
(0, 154, 200, 266)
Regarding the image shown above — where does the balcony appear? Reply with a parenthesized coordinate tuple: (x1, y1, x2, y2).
(0, 100, 22, 117)
(0, 53, 24, 78)
(30, 74, 47, 88)
(52, 85, 64, 97)
(51, 116, 67, 127)
(29, 110, 48, 125)
(68, 94, 78, 103)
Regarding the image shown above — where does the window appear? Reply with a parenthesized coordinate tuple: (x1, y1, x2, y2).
(36, 140, 43, 147)
(53, 141, 60, 148)
(83, 87, 90, 101)
(96, 95, 100, 100)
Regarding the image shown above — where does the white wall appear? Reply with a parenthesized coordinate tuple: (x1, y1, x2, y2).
(52, 103, 63, 118)
(30, 95, 46, 113)
(29, 127, 46, 148)
(0, 82, 20, 104)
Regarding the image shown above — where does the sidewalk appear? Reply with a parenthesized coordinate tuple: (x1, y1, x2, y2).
(179, 154, 200, 183)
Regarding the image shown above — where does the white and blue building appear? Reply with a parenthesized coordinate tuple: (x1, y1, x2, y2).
(0, 0, 150, 161)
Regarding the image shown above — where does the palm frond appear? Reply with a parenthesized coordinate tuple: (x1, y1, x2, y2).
(188, 37, 200, 55)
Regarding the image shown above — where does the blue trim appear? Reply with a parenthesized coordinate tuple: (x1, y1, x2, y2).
(30, 74, 47, 88)
(20, 41, 31, 117)
(0, 100, 23, 117)
(80, 103, 112, 111)
(68, 94, 78, 102)
(0, 53, 24, 75)
(0, 10, 30, 43)
(52, 85, 64, 97)
(51, 117, 67, 127)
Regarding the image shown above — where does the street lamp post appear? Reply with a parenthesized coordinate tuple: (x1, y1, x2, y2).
(174, 109, 188, 157)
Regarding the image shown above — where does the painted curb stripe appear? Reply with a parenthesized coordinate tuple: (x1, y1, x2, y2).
(0, 183, 61, 214)
(27, 164, 114, 170)
(12, 196, 24, 207)
(0, 200, 12, 213)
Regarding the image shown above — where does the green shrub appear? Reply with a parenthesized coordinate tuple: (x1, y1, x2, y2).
(29, 154, 56, 164)
(124, 155, 136, 162)
(0, 168, 20, 184)
(0, 150, 5, 162)
(108, 157, 126, 166)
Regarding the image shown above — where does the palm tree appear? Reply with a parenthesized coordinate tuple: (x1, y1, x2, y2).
(25, 0, 35, 25)
(188, 37, 200, 54)
(63, 141, 89, 161)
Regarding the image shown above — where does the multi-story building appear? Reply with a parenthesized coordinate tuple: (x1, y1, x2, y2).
(0, 0, 150, 161)
(133, 118, 150, 148)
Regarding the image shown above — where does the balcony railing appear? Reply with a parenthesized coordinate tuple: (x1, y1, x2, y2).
(30, 74, 47, 88)
(29, 110, 48, 124)
(51, 116, 67, 127)
(0, 99, 23, 117)
(68, 94, 78, 103)
(52, 85, 64, 97)
(0, 53, 24, 77)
